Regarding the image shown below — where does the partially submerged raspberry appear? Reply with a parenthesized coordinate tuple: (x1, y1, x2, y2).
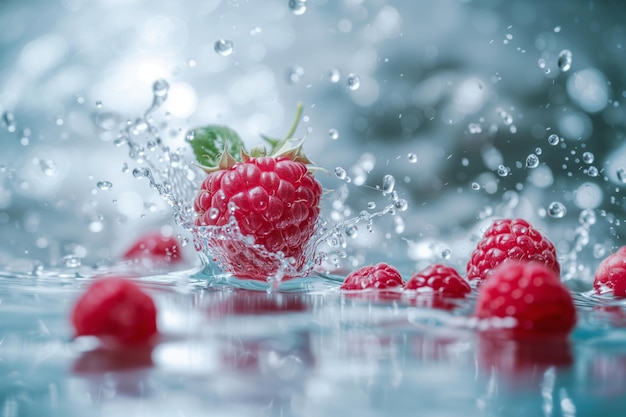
(475, 261, 576, 339)
(340, 262, 405, 291)
(593, 246, 626, 297)
(71, 277, 158, 347)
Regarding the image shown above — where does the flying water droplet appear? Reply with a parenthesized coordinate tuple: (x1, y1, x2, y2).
(328, 68, 341, 83)
(557, 49, 572, 72)
(587, 166, 598, 177)
(286, 65, 304, 83)
(334, 167, 348, 180)
(382, 174, 395, 194)
(547, 201, 567, 218)
(60, 255, 81, 268)
(289, 0, 307, 15)
(468, 123, 482, 134)
(471, 182, 481, 190)
(346, 73, 360, 90)
(344, 225, 358, 238)
(394, 199, 408, 211)
(133, 167, 150, 179)
(185, 130, 195, 142)
(328, 128, 339, 140)
(548, 134, 560, 146)
(97, 181, 113, 190)
(214, 39, 234, 56)
(526, 154, 539, 168)
(39, 159, 57, 177)
(152, 79, 169, 98)
(2, 111, 16, 133)
(617, 167, 626, 183)
(407, 153, 418, 163)
(367, 201, 376, 209)
(579, 208, 596, 226)
(497, 165, 509, 177)
(582, 151, 594, 164)
(441, 248, 451, 260)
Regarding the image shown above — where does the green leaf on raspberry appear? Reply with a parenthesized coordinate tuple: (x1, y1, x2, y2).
(189, 125, 245, 168)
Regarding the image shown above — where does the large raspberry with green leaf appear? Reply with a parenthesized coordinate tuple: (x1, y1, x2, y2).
(191, 105, 322, 280)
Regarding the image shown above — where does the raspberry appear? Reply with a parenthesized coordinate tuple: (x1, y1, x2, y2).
(405, 264, 471, 297)
(340, 263, 405, 290)
(466, 218, 560, 282)
(123, 231, 183, 264)
(194, 156, 321, 279)
(475, 261, 576, 339)
(593, 246, 626, 297)
(71, 277, 158, 347)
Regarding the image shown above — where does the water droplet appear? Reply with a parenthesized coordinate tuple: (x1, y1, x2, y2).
(554, 26, 561, 33)
(2, 111, 16, 133)
(367, 201, 376, 209)
(133, 167, 150, 179)
(557, 49, 572, 72)
(60, 255, 81, 268)
(208, 207, 219, 220)
(152, 79, 169, 97)
(286, 65, 304, 83)
(329, 68, 341, 83)
(471, 182, 481, 190)
(582, 151, 594, 164)
(394, 199, 408, 211)
(95, 100, 103, 108)
(441, 249, 451, 260)
(497, 165, 509, 177)
(548, 133, 560, 145)
(407, 153, 418, 163)
(535, 147, 542, 155)
(547, 201, 567, 218)
(538, 58, 547, 69)
(344, 225, 358, 238)
(214, 39, 234, 56)
(579, 208, 596, 226)
(187, 58, 197, 68)
(39, 159, 57, 177)
(97, 181, 113, 190)
(617, 167, 626, 183)
(328, 128, 339, 140)
(382, 174, 395, 194)
(587, 166, 598, 177)
(334, 167, 348, 180)
(289, 0, 307, 15)
(468, 123, 482, 134)
(346, 73, 361, 90)
(526, 154, 539, 168)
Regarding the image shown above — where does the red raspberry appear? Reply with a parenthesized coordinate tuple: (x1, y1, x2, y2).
(475, 261, 576, 339)
(466, 218, 560, 282)
(340, 263, 405, 290)
(123, 231, 183, 264)
(405, 264, 471, 297)
(195, 156, 321, 279)
(593, 246, 626, 297)
(71, 277, 158, 347)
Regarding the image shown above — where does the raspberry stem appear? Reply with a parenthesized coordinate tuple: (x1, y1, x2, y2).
(283, 102, 304, 141)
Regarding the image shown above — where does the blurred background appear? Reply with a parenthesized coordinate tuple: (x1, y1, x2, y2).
(1, 0, 625, 281)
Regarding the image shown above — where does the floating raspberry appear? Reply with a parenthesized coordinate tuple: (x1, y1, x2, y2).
(71, 277, 158, 347)
(467, 218, 560, 282)
(123, 231, 183, 264)
(340, 263, 405, 291)
(191, 104, 322, 280)
(593, 246, 626, 297)
(405, 264, 471, 297)
(475, 261, 576, 339)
